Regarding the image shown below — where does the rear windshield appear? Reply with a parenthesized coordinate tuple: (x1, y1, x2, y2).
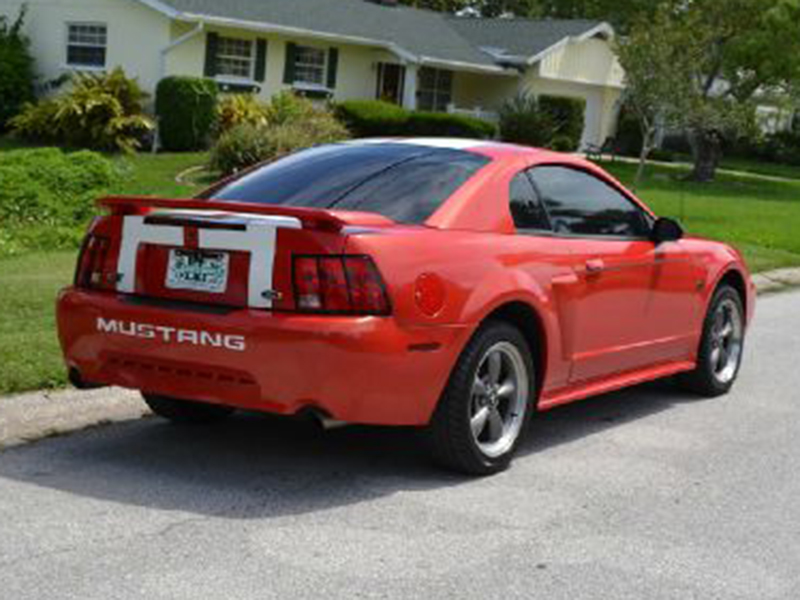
(205, 143, 491, 224)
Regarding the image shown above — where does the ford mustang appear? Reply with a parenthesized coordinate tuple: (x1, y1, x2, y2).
(57, 139, 755, 474)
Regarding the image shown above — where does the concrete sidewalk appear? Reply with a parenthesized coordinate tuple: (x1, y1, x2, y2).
(2, 265, 799, 450)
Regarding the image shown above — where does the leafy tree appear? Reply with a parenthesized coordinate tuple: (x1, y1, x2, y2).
(659, 0, 800, 181)
(397, 0, 470, 11)
(615, 5, 691, 186)
(0, 5, 35, 130)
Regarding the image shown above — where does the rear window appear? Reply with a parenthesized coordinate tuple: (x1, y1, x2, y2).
(205, 143, 490, 224)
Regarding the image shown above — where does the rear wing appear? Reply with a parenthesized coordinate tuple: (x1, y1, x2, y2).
(97, 195, 356, 232)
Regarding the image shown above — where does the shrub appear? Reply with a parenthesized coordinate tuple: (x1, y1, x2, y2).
(216, 94, 269, 134)
(0, 6, 35, 130)
(407, 111, 496, 139)
(613, 107, 643, 157)
(335, 99, 408, 137)
(499, 94, 556, 147)
(539, 95, 585, 150)
(11, 68, 153, 153)
(156, 76, 218, 151)
(210, 94, 349, 175)
(550, 135, 575, 153)
(0, 147, 119, 256)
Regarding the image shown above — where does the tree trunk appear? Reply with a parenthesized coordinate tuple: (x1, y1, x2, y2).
(690, 129, 722, 182)
(634, 127, 655, 189)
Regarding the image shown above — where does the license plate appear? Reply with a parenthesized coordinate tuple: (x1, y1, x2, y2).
(166, 249, 229, 294)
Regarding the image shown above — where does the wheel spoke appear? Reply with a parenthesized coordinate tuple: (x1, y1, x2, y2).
(710, 347, 721, 371)
(471, 407, 490, 438)
(487, 408, 504, 440)
(486, 351, 502, 384)
(472, 376, 488, 398)
(496, 380, 516, 399)
(719, 322, 733, 340)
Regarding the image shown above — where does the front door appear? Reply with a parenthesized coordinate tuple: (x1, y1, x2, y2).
(376, 63, 405, 105)
(527, 164, 692, 384)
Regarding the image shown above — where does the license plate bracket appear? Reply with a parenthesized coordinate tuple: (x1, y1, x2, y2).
(166, 249, 229, 294)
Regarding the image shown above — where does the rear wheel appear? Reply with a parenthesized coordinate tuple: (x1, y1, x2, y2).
(428, 321, 534, 475)
(142, 393, 235, 424)
(678, 284, 745, 397)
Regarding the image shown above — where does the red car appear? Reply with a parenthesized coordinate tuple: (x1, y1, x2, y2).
(57, 139, 755, 474)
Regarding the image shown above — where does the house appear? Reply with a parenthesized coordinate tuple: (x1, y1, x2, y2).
(0, 0, 626, 148)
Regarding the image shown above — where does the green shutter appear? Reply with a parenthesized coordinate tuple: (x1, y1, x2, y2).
(254, 39, 267, 82)
(283, 42, 297, 84)
(203, 32, 219, 78)
(327, 47, 339, 90)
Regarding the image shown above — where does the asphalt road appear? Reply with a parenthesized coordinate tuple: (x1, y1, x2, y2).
(2, 290, 800, 599)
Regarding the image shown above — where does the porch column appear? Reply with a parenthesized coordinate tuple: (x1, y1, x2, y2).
(403, 64, 418, 111)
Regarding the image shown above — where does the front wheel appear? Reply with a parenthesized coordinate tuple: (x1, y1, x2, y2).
(428, 321, 535, 475)
(142, 393, 235, 424)
(678, 284, 746, 397)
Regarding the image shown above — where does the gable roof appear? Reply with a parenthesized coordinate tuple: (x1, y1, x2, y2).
(145, 0, 609, 72)
(446, 17, 610, 63)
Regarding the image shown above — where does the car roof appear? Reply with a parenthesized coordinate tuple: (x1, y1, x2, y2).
(343, 137, 589, 165)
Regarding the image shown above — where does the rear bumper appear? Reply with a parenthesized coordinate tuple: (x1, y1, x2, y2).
(57, 288, 471, 426)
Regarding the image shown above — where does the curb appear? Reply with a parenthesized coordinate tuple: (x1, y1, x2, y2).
(0, 387, 148, 450)
(753, 267, 800, 294)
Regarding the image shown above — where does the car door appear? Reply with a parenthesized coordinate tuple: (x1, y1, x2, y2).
(527, 165, 666, 384)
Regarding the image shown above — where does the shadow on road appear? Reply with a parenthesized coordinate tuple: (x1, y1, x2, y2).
(0, 379, 703, 518)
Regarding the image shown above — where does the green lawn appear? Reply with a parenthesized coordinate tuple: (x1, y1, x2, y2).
(2, 148, 800, 395)
(602, 160, 800, 273)
(0, 146, 208, 395)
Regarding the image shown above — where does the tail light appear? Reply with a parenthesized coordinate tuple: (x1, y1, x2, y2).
(293, 255, 391, 315)
(75, 234, 114, 290)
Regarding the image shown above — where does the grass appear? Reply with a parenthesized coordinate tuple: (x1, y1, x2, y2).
(0, 252, 75, 394)
(0, 143, 209, 395)
(601, 160, 800, 273)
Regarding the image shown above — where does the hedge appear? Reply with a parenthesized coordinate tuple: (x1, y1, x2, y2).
(335, 99, 495, 139)
(0, 148, 119, 256)
(156, 76, 218, 151)
(499, 93, 586, 151)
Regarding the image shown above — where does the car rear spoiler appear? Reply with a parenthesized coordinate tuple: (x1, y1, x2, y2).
(97, 195, 390, 231)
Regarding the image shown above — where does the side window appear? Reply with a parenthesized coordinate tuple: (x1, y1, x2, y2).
(509, 172, 550, 232)
(528, 166, 649, 238)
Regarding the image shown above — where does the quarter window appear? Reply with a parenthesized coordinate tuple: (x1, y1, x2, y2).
(418, 67, 453, 112)
(509, 173, 550, 231)
(293, 45, 326, 86)
(528, 166, 649, 238)
(216, 36, 254, 79)
(66, 23, 107, 68)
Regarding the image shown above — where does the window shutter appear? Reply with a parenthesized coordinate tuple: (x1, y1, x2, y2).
(327, 47, 339, 90)
(254, 39, 268, 82)
(283, 42, 297, 84)
(203, 32, 219, 78)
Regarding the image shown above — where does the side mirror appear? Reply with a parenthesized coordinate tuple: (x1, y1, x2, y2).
(651, 217, 684, 244)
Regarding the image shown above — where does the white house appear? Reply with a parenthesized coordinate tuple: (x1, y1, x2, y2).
(0, 0, 627, 147)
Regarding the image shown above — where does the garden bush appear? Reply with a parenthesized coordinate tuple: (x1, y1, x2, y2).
(216, 93, 269, 134)
(156, 76, 218, 151)
(0, 148, 120, 256)
(407, 111, 495, 139)
(499, 93, 585, 151)
(11, 68, 153, 153)
(334, 100, 408, 137)
(336, 99, 495, 139)
(0, 7, 35, 131)
(210, 93, 349, 175)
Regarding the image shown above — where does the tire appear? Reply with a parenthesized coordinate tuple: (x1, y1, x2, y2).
(678, 284, 745, 397)
(428, 321, 535, 476)
(142, 393, 235, 424)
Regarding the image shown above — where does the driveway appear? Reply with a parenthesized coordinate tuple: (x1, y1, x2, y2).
(1, 290, 799, 599)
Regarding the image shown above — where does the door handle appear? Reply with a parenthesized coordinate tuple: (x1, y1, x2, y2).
(585, 258, 605, 275)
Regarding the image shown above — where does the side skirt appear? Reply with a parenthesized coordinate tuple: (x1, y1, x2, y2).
(538, 360, 696, 411)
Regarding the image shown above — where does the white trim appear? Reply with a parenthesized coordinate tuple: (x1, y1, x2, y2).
(65, 21, 108, 69)
(215, 34, 257, 80)
(419, 56, 516, 76)
(133, 0, 181, 20)
(116, 213, 302, 309)
(535, 73, 625, 90)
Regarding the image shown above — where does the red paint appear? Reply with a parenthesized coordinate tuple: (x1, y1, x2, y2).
(57, 143, 755, 426)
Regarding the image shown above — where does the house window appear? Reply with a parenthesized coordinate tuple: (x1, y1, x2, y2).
(418, 67, 453, 112)
(216, 36, 254, 79)
(293, 45, 326, 86)
(66, 23, 107, 68)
